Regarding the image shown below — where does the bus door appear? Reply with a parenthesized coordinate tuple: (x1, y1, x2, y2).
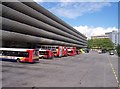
(33, 50, 39, 62)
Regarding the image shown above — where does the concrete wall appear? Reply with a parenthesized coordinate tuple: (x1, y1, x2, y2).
(1, 1, 87, 48)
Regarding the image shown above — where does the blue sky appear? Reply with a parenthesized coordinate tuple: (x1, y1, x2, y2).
(39, 2, 118, 28)
(35, 1, 118, 38)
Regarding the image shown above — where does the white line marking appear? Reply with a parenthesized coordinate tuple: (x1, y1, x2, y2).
(107, 55, 119, 87)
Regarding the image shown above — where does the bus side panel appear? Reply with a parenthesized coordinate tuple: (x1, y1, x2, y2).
(58, 47, 60, 57)
(62, 46, 65, 56)
(63, 46, 68, 56)
(48, 51, 52, 59)
(74, 47, 76, 55)
(67, 48, 75, 56)
(49, 51, 52, 58)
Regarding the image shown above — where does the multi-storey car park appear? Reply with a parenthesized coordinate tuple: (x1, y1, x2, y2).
(0, 0, 87, 62)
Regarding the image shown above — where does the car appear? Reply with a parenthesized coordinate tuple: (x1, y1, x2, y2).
(83, 48, 90, 53)
(98, 50, 102, 54)
(109, 50, 114, 55)
(101, 49, 107, 53)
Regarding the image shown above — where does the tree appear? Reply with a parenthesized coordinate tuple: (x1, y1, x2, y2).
(116, 45, 120, 57)
(87, 38, 114, 50)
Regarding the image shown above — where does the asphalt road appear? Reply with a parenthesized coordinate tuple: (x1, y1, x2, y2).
(1, 51, 118, 87)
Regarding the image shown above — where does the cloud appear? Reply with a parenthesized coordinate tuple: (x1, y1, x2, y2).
(73, 25, 118, 39)
(48, 2, 111, 19)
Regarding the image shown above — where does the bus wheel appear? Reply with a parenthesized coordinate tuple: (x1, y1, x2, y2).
(17, 58, 20, 63)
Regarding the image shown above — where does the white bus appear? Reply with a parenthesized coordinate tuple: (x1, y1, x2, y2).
(0, 48, 39, 63)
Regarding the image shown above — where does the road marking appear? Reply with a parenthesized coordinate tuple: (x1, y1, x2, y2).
(107, 55, 119, 87)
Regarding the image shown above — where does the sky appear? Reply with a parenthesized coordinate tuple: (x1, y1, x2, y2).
(34, 0, 118, 39)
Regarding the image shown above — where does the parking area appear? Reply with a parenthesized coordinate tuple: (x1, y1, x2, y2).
(1, 51, 118, 87)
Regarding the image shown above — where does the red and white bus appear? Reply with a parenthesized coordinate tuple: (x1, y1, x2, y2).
(62, 46, 68, 57)
(67, 47, 76, 56)
(40, 45, 68, 57)
(39, 49, 54, 59)
(52, 46, 62, 57)
(0, 48, 39, 63)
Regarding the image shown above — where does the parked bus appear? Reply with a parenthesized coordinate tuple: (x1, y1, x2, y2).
(62, 46, 68, 57)
(40, 45, 68, 57)
(80, 49, 85, 53)
(0, 48, 39, 63)
(76, 49, 80, 54)
(52, 46, 62, 57)
(39, 49, 53, 59)
(67, 47, 76, 56)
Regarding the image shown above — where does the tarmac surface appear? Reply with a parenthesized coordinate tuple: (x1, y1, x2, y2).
(1, 51, 118, 87)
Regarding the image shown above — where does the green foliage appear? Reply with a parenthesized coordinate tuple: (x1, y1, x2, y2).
(87, 38, 114, 50)
(116, 45, 120, 57)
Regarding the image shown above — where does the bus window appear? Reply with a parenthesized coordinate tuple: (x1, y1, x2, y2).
(2, 51, 29, 57)
(39, 51, 48, 55)
(18, 52, 29, 57)
(56, 47, 59, 49)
